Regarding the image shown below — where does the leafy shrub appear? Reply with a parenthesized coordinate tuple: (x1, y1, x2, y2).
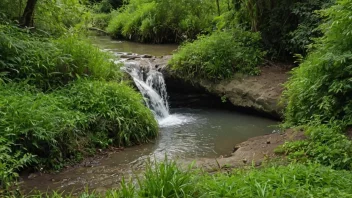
(277, 124, 352, 170)
(107, 0, 215, 43)
(283, 0, 352, 126)
(0, 0, 87, 35)
(54, 35, 121, 81)
(137, 158, 194, 197)
(0, 25, 120, 90)
(0, 80, 158, 172)
(35, 0, 88, 35)
(0, 137, 34, 191)
(169, 30, 264, 80)
(59, 80, 158, 147)
(89, 12, 112, 29)
(287, 0, 334, 56)
(0, 83, 88, 170)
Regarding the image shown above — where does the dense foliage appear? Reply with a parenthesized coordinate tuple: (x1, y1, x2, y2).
(169, 30, 264, 80)
(279, 0, 352, 171)
(102, 0, 334, 59)
(107, 0, 216, 43)
(0, 25, 119, 90)
(283, 0, 352, 126)
(0, 0, 158, 192)
(236, 0, 334, 58)
(276, 124, 352, 170)
(0, 0, 87, 35)
(0, 80, 157, 171)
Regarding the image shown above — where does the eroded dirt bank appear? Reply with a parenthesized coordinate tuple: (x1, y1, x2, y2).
(187, 129, 305, 171)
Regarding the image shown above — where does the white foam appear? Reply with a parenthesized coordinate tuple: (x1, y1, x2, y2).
(158, 114, 195, 128)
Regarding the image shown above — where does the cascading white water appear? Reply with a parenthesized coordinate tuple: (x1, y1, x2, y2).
(122, 61, 170, 121)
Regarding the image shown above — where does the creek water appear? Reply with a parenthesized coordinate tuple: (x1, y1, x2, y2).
(90, 35, 178, 56)
(20, 36, 277, 194)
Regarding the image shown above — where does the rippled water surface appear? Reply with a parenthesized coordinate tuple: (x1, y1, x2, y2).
(111, 108, 278, 165)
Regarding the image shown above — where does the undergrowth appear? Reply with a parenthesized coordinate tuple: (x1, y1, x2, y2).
(106, 0, 215, 43)
(0, 24, 158, 193)
(276, 124, 352, 170)
(20, 160, 352, 197)
(169, 30, 264, 81)
(0, 24, 119, 90)
(0, 80, 157, 172)
(282, 0, 352, 127)
(278, 0, 352, 172)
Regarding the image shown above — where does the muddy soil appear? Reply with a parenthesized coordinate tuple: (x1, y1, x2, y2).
(188, 129, 305, 171)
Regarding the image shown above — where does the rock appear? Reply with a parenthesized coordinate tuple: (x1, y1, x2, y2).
(28, 173, 38, 179)
(141, 54, 153, 58)
(120, 55, 140, 59)
(242, 159, 247, 164)
(233, 146, 240, 153)
(161, 63, 290, 119)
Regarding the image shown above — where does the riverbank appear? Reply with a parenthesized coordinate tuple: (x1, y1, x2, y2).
(121, 54, 291, 119)
(20, 128, 304, 195)
(189, 129, 305, 171)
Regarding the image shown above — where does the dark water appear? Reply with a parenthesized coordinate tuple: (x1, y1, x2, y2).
(20, 37, 277, 194)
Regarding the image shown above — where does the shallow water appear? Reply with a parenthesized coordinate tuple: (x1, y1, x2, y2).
(116, 108, 277, 165)
(89, 35, 178, 56)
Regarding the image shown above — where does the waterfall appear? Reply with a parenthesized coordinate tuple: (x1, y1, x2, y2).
(122, 61, 170, 121)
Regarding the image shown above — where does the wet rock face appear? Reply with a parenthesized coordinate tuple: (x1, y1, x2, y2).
(124, 54, 289, 119)
(160, 61, 289, 119)
(194, 76, 285, 119)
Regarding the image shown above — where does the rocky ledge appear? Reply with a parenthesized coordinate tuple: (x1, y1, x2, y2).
(121, 54, 291, 119)
(189, 65, 290, 119)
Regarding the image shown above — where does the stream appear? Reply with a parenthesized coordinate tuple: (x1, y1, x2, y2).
(20, 36, 278, 195)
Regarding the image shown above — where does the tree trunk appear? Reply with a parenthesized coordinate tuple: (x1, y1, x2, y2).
(21, 0, 37, 27)
(216, 0, 221, 16)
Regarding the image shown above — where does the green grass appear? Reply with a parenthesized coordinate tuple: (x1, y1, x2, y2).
(0, 80, 157, 172)
(169, 30, 264, 81)
(58, 79, 158, 147)
(106, 0, 215, 43)
(17, 160, 352, 197)
(0, 24, 120, 90)
(276, 124, 352, 170)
